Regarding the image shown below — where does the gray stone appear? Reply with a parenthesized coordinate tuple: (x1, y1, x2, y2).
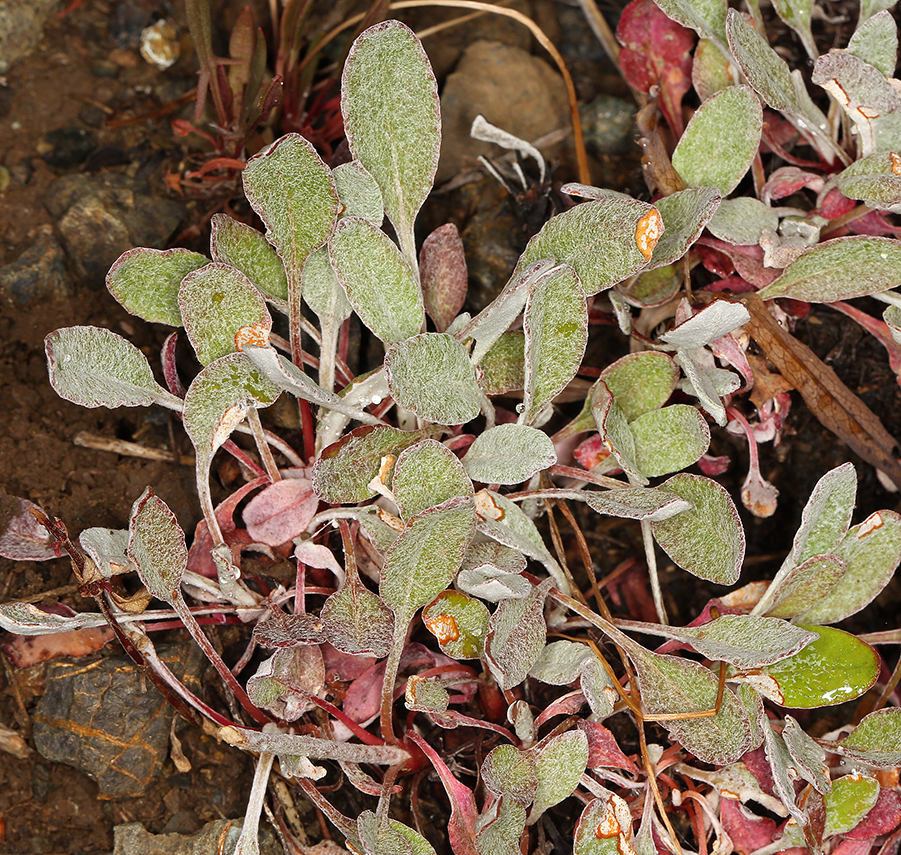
(580, 95, 637, 157)
(42, 173, 187, 286)
(0, 225, 73, 305)
(32, 643, 203, 798)
(437, 40, 570, 183)
(113, 819, 281, 855)
(0, 0, 60, 73)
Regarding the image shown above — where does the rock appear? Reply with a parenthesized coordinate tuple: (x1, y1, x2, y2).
(437, 40, 570, 184)
(42, 173, 187, 285)
(32, 643, 204, 798)
(0, 225, 73, 305)
(112, 818, 281, 855)
(38, 127, 97, 170)
(580, 95, 637, 156)
(0, 0, 60, 73)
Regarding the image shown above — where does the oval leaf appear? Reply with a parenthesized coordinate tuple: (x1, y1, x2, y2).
(341, 20, 440, 259)
(755, 625, 879, 708)
(648, 186, 722, 268)
(585, 486, 691, 522)
(831, 708, 901, 767)
(758, 236, 901, 302)
(650, 473, 745, 584)
(521, 263, 588, 423)
(106, 247, 207, 326)
(128, 487, 186, 602)
(392, 439, 473, 519)
(330, 216, 424, 343)
(630, 404, 711, 477)
(423, 590, 489, 659)
(45, 326, 182, 410)
(179, 262, 271, 366)
(385, 333, 481, 425)
(528, 730, 589, 823)
(601, 351, 680, 421)
(321, 579, 394, 658)
(462, 424, 557, 485)
(517, 199, 662, 295)
(210, 214, 289, 302)
(242, 133, 338, 282)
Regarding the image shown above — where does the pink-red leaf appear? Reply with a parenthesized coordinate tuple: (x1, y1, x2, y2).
(0, 496, 57, 561)
(420, 223, 467, 333)
(243, 475, 318, 546)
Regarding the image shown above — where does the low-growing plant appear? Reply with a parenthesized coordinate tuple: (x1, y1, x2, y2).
(3, 5, 901, 854)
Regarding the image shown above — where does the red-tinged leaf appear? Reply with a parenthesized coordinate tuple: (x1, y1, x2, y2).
(320, 642, 376, 681)
(407, 731, 479, 855)
(342, 659, 386, 723)
(252, 609, 326, 648)
(578, 721, 640, 775)
(831, 840, 874, 855)
(845, 788, 901, 839)
(720, 798, 779, 855)
(242, 476, 319, 547)
(0, 496, 57, 561)
(761, 167, 824, 205)
(617, 0, 695, 135)
(815, 187, 858, 220)
(574, 434, 614, 470)
(2, 624, 114, 668)
(420, 223, 467, 332)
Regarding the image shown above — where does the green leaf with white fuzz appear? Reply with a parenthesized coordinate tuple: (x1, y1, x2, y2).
(462, 424, 557, 485)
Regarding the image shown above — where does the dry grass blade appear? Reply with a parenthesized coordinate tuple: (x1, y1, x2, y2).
(741, 292, 901, 488)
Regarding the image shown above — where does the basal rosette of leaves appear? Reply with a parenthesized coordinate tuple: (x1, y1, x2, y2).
(2, 7, 901, 855)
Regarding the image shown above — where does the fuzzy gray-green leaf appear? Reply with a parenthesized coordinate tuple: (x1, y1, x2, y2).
(330, 217, 424, 343)
(392, 439, 473, 519)
(521, 264, 588, 424)
(528, 730, 589, 823)
(647, 187, 722, 269)
(601, 352, 680, 421)
(765, 554, 846, 619)
(835, 151, 901, 209)
(758, 237, 901, 302)
(128, 487, 187, 602)
(830, 708, 901, 766)
(210, 214, 289, 302)
(847, 10, 899, 78)
(653, 0, 727, 45)
(386, 333, 481, 425)
(650, 474, 745, 584)
(517, 199, 661, 295)
(313, 425, 432, 504)
(242, 133, 338, 281)
(379, 496, 475, 621)
(790, 463, 857, 566)
(179, 263, 270, 366)
(45, 326, 182, 411)
(672, 87, 762, 195)
(462, 424, 556, 485)
(341, 21, 440, 260)
(796, 510, 901, 624)
(630, 405, 711, 477)
(332, 160, 385, 226)
(106, 247, 207, 326)
(585, 487, 692, 522)
(707, 197, 780, 245)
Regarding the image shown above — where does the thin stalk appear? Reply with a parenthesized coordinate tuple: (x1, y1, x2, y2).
(641, 518, 668, 625)
(380, 622, 409, 745)
(170, 597, 271, 725)
(235, 751, 276, 855)
(247, 408, 282, 482)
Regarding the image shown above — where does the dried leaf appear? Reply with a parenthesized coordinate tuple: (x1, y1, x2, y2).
(740, 293, 901, 487)
(574, 791, 638, 855)
(0, 496, 57, 561)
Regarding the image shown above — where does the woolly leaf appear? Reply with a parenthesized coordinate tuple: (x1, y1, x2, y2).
(647, 186, 721, 269)
(45, 326, 182, 411)
(529, 730, 589, 823)
(330, 217, 424, 343)
(630, 405, 711, 477)
(128, 487, 186, 602)
(423, 590, 489, 659)
(585, 487, 691, 522)
(210, 214, 289, 302)
(462, 424, 556, 486)
(106, 247, 207, 326)
(392, 439, 473, 520)
(650, 474, 745, 584)
(385, 333, 481, 424)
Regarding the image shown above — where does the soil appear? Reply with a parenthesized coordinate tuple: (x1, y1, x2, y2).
(0, 1, 899, 854)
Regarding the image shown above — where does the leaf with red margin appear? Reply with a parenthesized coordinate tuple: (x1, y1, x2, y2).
(242, 475, 319, 547)
(617, 0, 695, 136)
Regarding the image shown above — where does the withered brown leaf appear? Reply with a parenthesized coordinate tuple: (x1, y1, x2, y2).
(740, 292, 901, 487)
